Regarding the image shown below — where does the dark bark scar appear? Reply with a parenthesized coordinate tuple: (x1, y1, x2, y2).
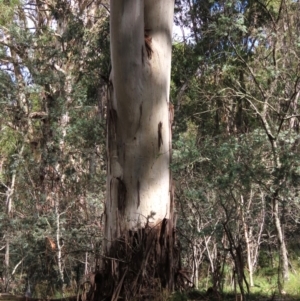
(158, 121, 163, 149)
(138, 102, 143, 128)
(117, 177, 127, 214)
(159, 218, 168, 247)
(145, 29, 153, 59)
(137, 180, 140, 208)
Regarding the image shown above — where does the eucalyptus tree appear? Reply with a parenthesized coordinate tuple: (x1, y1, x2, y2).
(94, 1, 179, 300)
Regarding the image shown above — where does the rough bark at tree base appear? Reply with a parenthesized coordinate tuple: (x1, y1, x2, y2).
(84, 218, 183, 301)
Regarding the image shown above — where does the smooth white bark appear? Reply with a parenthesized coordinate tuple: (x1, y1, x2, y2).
(105, 0, 174, 251)
(240, 195, 254, 287)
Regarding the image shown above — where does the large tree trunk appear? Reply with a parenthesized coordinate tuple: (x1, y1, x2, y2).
(89, 1, 179, 300)
(106, 0, 173, 247)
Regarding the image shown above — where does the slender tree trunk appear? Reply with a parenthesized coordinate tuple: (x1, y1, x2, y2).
(90, 1, 179, 300)
(55, 199, 64, 290)
(4, 145, 24, 292)
(240, 195, 254, 287)
(260, 103, 289, 287)
(4, 241, 9, 292)
(192, 244, 199, 289)
(273, 197, 289, 283)
(269, 137, 289, 286)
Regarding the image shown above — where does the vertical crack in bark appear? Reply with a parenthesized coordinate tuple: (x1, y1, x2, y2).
(137, 180, 141, 208)
(138, 102, 143, 127)
(135, 102, 143, 135)
(141, 45, 144, 65)
(109, 108, 118, 139)
(117, 177, 127, 214)
(158, 121, 163, 150)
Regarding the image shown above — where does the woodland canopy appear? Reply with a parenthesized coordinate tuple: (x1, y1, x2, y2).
(0, 0, 300, 300)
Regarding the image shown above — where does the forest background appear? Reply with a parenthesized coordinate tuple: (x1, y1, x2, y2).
(0, 0, 300, 299)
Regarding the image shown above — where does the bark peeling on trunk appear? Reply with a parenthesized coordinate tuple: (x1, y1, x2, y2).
(87, 216, 182, 301)
(84, 1, 182, 300)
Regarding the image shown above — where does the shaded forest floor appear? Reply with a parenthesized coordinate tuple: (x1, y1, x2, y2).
(2, 291, 300, 301)
(171, 290, 300, 301)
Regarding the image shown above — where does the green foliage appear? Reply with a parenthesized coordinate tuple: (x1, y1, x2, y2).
(168, 291, 188, 301)
(0, 0, 109, 296)
(173, 0, 300, 297)
(0, 127, 20, 156)
(0, 0, 19, 26)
